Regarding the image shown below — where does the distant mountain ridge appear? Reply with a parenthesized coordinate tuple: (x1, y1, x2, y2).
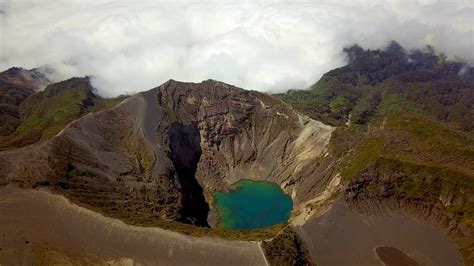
(0, 67, 51, 137)
(276, 41, 474, 131)
(0, 69, 125, 150)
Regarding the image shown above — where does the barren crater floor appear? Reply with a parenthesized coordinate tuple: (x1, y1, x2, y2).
(295, 199, 462, 266)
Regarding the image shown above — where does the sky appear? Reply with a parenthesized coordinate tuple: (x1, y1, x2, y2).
(1, 0, 473, 97)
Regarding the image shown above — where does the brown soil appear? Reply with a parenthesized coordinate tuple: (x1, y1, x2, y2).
(0, 186, 266, 265)
(375, 246, 419, 266)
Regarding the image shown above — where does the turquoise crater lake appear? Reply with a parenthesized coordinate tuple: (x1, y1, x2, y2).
(215, 180, 293, 230)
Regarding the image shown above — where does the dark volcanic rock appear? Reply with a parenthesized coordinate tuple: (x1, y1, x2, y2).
(168, 122, 209, 226)
(0, 79, 335, 227)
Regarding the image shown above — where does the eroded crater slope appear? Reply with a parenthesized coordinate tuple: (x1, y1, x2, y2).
(0, 79, 334, 228)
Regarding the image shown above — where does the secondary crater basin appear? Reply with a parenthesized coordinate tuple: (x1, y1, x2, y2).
(215, 180, 293, 230)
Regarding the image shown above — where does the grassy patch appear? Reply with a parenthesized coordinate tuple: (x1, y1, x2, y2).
(0, 78, 126, 150)
(371, 112, 474, 174)
(340, 137, 384, 180)
(262, 227, 314, 265)
(377, 93, 423, 115)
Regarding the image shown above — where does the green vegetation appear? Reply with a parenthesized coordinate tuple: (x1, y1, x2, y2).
(277, 42, 474, 263)
(262, 227, 313, 265)
(373, 112, 474, 173)
(351, 158, 474, 263)
(377, 93, 422, 115)
(332, 115, 473, 263)
(350, 89, 381, 124)
(0, 77, 126, 150)
(276, 41, 474, 131)
(124, 136, 155, 182)
(331, 110, 473, 181)
(275, 75, 357, 125)
(16, 78, 92, 138)
(329, 96, 351, 113)
(339, 137, 384, 180)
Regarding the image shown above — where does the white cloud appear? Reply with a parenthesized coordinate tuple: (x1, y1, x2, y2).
(1, 0, 473, 96)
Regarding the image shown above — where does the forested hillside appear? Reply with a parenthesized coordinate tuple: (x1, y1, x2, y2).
(277, 42, 474, 263)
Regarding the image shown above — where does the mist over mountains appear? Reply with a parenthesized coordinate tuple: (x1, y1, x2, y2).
(1, 0, 473, 96)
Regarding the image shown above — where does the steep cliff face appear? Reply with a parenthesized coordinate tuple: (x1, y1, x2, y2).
(0, 79, 334, 228)
(155, 80, 334, 200)
(168, 122, 209, 226)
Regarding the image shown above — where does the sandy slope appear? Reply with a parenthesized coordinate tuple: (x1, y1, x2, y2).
(0, 186, 266, 265)
(295, 199, 461, 266)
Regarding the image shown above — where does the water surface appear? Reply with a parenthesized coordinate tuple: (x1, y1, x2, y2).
(215, 180, 292, 230)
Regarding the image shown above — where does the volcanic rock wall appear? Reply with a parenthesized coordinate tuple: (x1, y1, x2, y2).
(0, 79, 335, 227)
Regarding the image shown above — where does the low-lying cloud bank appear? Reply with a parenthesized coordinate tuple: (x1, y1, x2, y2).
(1, 0, 473, 96)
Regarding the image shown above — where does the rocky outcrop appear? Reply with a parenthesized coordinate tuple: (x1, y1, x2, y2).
(0, 79, 335, 228)
(0, 67, 50, 92)
(155, 80, 334, 199)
